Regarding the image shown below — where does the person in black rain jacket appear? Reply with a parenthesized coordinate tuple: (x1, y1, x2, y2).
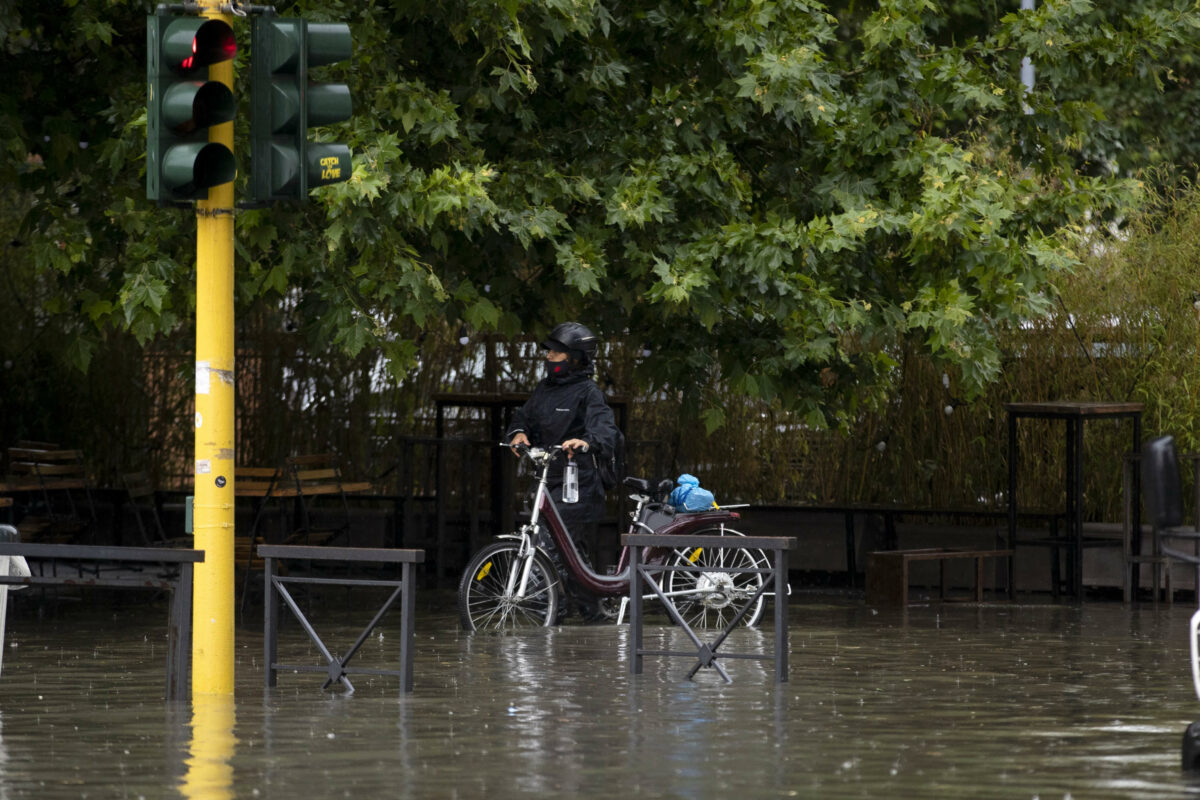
(507, 322, 618, 620)
(507, 321, 618, 532)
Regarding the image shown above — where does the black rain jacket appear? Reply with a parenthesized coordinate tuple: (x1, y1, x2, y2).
(506, 371, 618, 524)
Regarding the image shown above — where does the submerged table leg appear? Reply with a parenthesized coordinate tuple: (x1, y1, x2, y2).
(629, 546, 644, 676)
(774, 548, 789, 683)
(167, 563, 193, 701)
(264, 556, 278, 689)
(400, 561, 416, 693)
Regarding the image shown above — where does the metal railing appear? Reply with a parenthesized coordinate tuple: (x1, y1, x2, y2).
(260, 544, 425, 694)
(623, 533, 795, 684)
(0, 533, 203, 700)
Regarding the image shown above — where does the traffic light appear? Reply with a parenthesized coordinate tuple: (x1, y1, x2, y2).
(146, 12, 237, 204)
(250, 16, 353, 203)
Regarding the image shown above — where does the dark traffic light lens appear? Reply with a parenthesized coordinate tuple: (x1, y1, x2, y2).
(193, 143, 236, 189)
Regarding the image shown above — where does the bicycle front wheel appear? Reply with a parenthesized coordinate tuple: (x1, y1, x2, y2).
(665, 528, 770, 629)
(458, 541, 562, 631)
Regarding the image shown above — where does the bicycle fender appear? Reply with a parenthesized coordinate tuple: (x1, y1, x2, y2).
(652, 509, 741, 537)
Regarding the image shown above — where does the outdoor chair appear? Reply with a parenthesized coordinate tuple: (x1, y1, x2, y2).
(1134, 435, 1200, 604)
(122, 471, 190, 549)
(236, 465, 284, 616)
(7, 445, 98, 544)
(283, 454, 370, 548)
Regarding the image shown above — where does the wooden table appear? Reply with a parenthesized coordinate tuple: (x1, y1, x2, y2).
(866, 548, 1014, 606)
(1005, 401, 1144, 598)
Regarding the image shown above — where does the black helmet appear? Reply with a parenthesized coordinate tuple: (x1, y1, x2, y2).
(542, 322, 599, 364)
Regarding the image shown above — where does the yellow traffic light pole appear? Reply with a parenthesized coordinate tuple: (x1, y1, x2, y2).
(192, 0, 236, 695)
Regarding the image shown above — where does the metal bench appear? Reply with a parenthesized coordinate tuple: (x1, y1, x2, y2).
(260, 544, 425, 694)
(622, 533, 795, 684)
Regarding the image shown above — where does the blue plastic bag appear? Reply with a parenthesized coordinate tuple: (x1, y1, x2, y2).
(669, 473, 716, 512)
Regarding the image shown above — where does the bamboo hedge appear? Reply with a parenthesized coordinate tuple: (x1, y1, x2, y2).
(4, 182, 1200, 525)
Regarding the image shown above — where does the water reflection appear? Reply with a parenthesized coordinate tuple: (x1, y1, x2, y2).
(179, 694, 236, 800)
(2, 601, 1200, 797)
(0, 712, 9, 800)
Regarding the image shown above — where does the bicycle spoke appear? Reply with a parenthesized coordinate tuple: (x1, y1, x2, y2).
(665, 531, 766, 630)
(459, 542, 559, 631)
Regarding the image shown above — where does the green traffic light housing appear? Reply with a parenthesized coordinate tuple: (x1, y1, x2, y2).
(146, 13, 237, 203)
(250, 16, 354, 203)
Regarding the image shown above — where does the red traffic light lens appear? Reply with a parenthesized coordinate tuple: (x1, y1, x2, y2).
(162, 18, 236, 72)
(191, 20, 236, 67)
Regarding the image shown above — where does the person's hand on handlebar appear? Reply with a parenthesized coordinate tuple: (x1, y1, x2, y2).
(560, 439, 589, 458)
(508, 433, 530, 456)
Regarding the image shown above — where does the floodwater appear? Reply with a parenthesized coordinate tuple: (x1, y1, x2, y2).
(0, 593, 1198, 799)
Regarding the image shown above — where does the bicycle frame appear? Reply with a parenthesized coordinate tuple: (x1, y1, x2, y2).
(505, 446, 742, 598)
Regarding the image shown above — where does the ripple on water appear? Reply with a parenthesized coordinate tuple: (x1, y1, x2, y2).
(0, 600, 1195, 798)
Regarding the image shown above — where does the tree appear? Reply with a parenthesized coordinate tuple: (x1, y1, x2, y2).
(3, 0, 1198, 430)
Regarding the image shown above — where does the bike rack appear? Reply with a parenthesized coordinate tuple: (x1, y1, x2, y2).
(260, 544, 425, 694)
(622, 533, 796, 684)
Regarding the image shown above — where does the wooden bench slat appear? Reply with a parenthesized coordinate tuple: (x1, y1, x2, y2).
(7, 448, 83, 461)
(294, 468, 339, 481)
(236, 467, 279, 479)
(272, 482, 373, 498)
(28, 464, 86, 477)
(274, 484, 338, 498)
(0, 478, 88, 491)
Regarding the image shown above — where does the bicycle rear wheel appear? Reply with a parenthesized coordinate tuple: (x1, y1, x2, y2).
(458, 541, 562, 631)
(665, 528, 769, 629)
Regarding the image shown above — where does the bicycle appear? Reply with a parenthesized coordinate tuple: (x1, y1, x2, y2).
(457, 443, 778, 631)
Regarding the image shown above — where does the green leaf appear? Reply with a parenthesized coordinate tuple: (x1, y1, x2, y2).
(701, 406, 726, 434)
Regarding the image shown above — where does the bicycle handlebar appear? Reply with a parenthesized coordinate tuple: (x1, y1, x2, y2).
(497, 441, 563, 463)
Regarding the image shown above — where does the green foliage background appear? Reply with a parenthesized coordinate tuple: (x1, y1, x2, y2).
(2, 0, 1200, 518)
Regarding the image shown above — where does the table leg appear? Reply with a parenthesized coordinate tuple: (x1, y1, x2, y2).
(1131, 414, 1142, 597)
(400, 561, 416, 693)
(1064, 417, 1081, 598)
(774, 547, 789, 684)
(844, 511, 856, 588)
(168, 563, 193, 701)
(1007, 412, 1018, 596)
(629, 545, 643, 676)
(264, 556, 278, 689)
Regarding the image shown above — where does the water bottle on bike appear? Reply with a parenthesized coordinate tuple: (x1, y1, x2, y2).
(562, 458, 579, 503)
